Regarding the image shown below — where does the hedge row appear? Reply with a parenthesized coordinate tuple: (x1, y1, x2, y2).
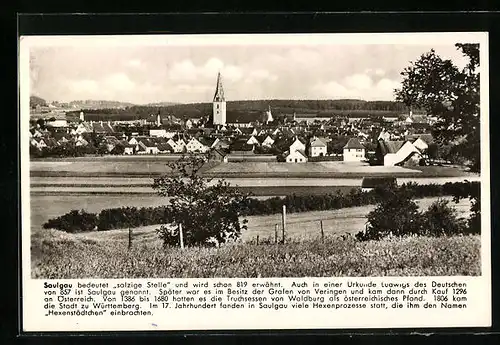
(43, 181, 479, 233)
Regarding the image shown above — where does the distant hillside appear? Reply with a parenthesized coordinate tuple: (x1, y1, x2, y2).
(66, 99, 418, 122)
(30, 95, 47, 108)
(144, 101, 180, 107)
(68, 100, 137, 109)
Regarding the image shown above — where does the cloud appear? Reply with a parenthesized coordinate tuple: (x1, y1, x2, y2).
(311, 74, 401, 101)
(168, 59, 198, 81)
(125, 59, 142, 68)
(68, 79, 99, 94)
(103, 73, 135, 91)
(344, 74, 373, 90)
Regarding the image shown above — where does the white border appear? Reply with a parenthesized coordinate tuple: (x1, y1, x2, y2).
(20, 32, 491, 331)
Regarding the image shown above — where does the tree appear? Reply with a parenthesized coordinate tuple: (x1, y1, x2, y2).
(152, 154, 250, 247)
(111, 143, 125, 155)
(395, 44, 480, 172)
(356, 186, 424, 240)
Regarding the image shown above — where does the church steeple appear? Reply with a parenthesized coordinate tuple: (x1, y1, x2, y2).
(212, 72, 227, 125)
(213, 71, 225, 102)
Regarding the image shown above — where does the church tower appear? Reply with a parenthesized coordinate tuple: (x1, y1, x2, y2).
(212, 72, 226, 125)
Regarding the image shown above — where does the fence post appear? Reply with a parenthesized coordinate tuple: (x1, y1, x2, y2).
(320, 220, 324, 243)
(282, 205, 286, 244)
(256, 235, 259, 245)
(179, 223, 184, 249)
(128, 227, 132, 249)
(274, 224, 278, 244)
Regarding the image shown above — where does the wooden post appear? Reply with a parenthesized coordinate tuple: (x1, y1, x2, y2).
(274, 224, 278, 244)
(179, 223, 184, 249)
(282, 205, 286, 244)
(320, 220, 324, 242)
(128, 228, 132, 249)
(256, 235, 259, 245)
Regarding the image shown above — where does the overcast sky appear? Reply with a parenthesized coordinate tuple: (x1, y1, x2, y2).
(29, 40, 470, 104)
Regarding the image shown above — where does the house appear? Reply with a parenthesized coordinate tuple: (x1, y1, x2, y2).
(92, 121, 115, 134)
(377, 129, 392, 142)
(405, 134, 433, 152)
(285, 149, 308, 163)
(209, 148, 228, 163)
(376, 140, 422, 166)
(75, 137, 89, 147)
(361, 177, 397, 192)
(149, 129, 169, 137)
(199, 137, 219, 150)
(212, 139, 230, 151)
(186, 137, 209, 153)
(230, 140, 255, 155)
(137, 138, 159, 154)
(45, 119, 68, 128)
(246, 135, 260, 146)
(157, 142, 174, 154)
(308, 137, 328, 157)
(261, 135, 275, 148)
(343, 138, 366, 162)
(289, 137, 306, 153)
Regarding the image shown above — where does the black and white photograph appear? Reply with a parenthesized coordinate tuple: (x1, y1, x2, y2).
(23, 33, 488, 281)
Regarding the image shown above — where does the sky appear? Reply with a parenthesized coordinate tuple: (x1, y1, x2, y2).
(28, 37, 471, 105)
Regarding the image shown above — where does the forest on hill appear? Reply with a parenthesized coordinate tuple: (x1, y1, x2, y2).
(66, 99, 413, 121)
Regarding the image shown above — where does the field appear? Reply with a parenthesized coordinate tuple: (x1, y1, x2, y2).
(31, 230, 481, 278)
(30, 195, 475, 278)
(30, 158, 478, 178)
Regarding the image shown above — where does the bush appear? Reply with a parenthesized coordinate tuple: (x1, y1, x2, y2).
(43, 209, 98, 233)
(421, 199, 467, 236)
(43, 181, 480, 234)
(356, 187, 425, 241)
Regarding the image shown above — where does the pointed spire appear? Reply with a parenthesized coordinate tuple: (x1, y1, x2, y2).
(213, 72, 225, 102)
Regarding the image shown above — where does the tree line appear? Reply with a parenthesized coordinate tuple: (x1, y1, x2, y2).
(44, 181, 479, 233)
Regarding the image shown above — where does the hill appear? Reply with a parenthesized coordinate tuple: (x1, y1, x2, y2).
(66, 99, 416, 121)
(68, 100, 137, 109)
(30, 95, 47, 108)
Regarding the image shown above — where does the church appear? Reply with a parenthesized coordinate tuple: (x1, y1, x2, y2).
(212, 72, 226, 125)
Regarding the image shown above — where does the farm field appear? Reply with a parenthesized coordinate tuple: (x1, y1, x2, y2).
(30, 158, 478, 178)
(30, 195, 471, 244)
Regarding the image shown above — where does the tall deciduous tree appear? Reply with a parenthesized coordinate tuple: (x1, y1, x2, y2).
(395, 44, 480, 172)
(153, 154, 249, 247)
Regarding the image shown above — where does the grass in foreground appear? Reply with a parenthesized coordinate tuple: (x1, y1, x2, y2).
(32, 230, 480, 278)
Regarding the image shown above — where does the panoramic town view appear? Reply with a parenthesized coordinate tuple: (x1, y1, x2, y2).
(28, 38, 482, 278)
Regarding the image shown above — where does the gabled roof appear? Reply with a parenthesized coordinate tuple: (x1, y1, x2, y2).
(310, 137, 328, 147)
(230, 140, 254, 152)
(157, 143, 174, 151)
(198, 137, 217, 147)
(378, 140, 405, 155)
(287, 149, 307, 158)
(343, 138, 365, 150)
(405, 133, 433, 144)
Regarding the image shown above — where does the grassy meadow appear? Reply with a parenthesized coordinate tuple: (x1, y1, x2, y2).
(31, 229, 481, 278)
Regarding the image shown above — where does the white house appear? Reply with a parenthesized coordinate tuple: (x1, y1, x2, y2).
(412, 137, 429, 152)
(286, 149, 308, 163)
(246, 135, 260, 146)
(149, 129, 168, 137)
(186, 137, 209, 153)
(138, 139, 159, 154)
(289, 137, 306, 153)
(378, 140, 422, 166)
(308, 137, 328, 157)
(261, 135, 275, 148)
(343, 138, 366, 162)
